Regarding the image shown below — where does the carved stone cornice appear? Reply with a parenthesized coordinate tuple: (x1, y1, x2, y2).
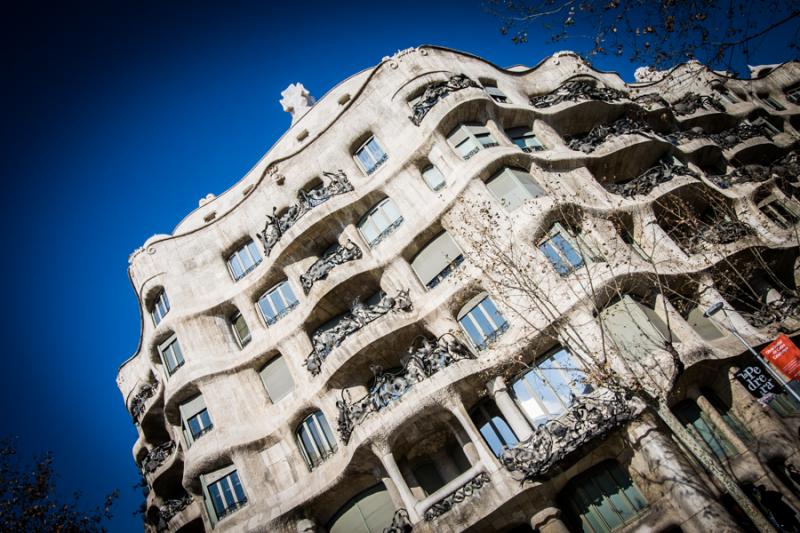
(304, 290, 413, 375)
(423, 472, 491, 521)
(530, 79, 627, 108)
(500, 388, 637, 482)
(130, 381, 159, 423)
(567, 111, 653, 153)
(409, 74, 481, 126)
(336, 334, 473, 444)
(382, 509, 412, 533)
(141, 440, 176, 475)
(299, 240, 362, 294)
(259, 170, 353, 256)
(605, 156, 698, 197)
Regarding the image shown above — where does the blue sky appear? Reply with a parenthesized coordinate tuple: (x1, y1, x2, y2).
(0, 1, 795, 531)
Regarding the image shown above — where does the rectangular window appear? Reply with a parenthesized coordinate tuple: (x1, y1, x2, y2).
(761, 95, 786, 111)
(422, 164, 446, 191)
(787, 85, 800, 105)
(602, 295, 673, 356)
(297, 411, 337, 470)
(757, 194, 800, 229)
(227, 240, 262, 281)
(674, 401, 738, 460)
(260, 355, 294, 403)
(484, 86, 509, 103)
(458, 294, 508, 350)
(506, 127, 546, 153)
(258, 281, 299, 325)
(749, 117, 781, 135)
(357, 198, 403, 247)
(158, 336, 185, 376)
(355, 137, 388, 175)
(538, 223, 587, 275)
(150, 290, 170, 326)
(715, 87, 738, 104)
(230, 312, 251, 348)
(486, 168, 545, 211)
(202, 466, 247, 525)
(180, 394, 213, 446)
(411, 231, 464, 289)
(512, 347, 591, 426)
(448, 124, 497, 160)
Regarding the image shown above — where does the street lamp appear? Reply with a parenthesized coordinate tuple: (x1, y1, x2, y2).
(705, 301, 800, 404)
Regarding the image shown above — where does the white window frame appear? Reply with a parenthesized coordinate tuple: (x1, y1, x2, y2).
(757, 192, 800, 229)
(421, 164, 446, 191)
(201, 464, 247, 526)
(447, 124, 498, 160)
(226, 240, 262, 281)
(537, 222, 595, 276)
(230, 311, 251, 348)
(158, 334, 185, 377)
(505, 126, 546, 153)
(357, 197, 403, 247)
(410, 231, 464, 289)
(257, 280, 299, 326)
(354, 136, 388, 175)
(457, 293, 508, 350)
(296, 411, 337, 470)
(150, 290, 170, 326)
(484, 85, 509, 103)
(748, 117, 781, 135)
(760, 94, 786, 111)
(180, 394, 213, 447)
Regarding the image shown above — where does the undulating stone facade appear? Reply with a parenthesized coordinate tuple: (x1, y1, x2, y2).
(118, 46, 800, 533)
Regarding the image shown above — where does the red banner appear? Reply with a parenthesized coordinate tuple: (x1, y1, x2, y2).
(761, 334, 800, 380)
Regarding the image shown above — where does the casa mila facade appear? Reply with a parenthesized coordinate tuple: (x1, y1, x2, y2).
(118, 46, 800, 533)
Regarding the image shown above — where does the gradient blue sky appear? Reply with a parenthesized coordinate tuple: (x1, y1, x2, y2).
(1, 1, 795, 531)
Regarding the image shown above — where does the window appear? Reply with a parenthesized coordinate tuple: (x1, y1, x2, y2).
(757, 193, 800, 229)
(484, 85, 509, 103)
(447, 124, 498, 160)
(327, 484, 397, 533)
(486, 167, 545, 211)
(505, 126, 546, 152)
(257, 281, 298, 326)
(226, 240, 262, 281)
(355, 136, 388, 175)
(457, 293, 508, 350)
(297, 411, 337, 469)
(357, 197, 403, 247)
(180, 394, 213, 446)
(786, 84, 800, 105)
(421, 164, 446, 191)
(601, 295, 673, 355)
(714, 85, 739, 104)
(748, 117, 781, 135)
(471, 400, 518, 457)
(512, 347, 591, 427)
(674, 400, 737, 460)
(538, 223, 591, 275)
(760, 94, 786, 111)
(230, 311, 251, 348)
(150, 290, 170, 326)
(410, 231, 464, 289)
(158, 335, 185, 376)
(201, 465, 247, 525)
(260, 355, 294, 403)
(560, 461, 648, 533)
(686, 307, 725, 341)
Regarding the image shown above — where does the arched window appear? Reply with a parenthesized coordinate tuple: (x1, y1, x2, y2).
(257, 280, 299, 325)
(297, 411, 337, 469)
(357, 198, 403, 247)
(447, 123, 498, 160)
(601, 295, 673, 355)
(505, 126, 546, 152)
(226, 240, 262, 281)
(538, 222, 597, 275)
(260, 355, 294, 403)
(511, 347, 591, 426)
(327, 483, 397, 533)
(560, 461, 647, 532)
(486, 167, 545, 211)
(673, 399, 737, 460)
(457, 293, 508, 350)
(471, 400, 518, 456)
(410, 231, 464, 289)
(149, 289, 170, 326)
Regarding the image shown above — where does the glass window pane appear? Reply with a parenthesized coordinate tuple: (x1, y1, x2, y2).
(209, 483, 226, 515)
(481, 297, 507, 330)
(279, 282, 298, 308)
(459, 315, 485, 348)
(470, 305, 495, 338)
(422, 165, 445, 190)
(229, 255, 245, 280)
(540, 241, 570, 275)
(551, 233, 584, 269)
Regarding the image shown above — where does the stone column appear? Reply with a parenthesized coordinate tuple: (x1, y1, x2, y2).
(530, 506, 571, 533)
(373, 444, 420, 523)
(627, 415, 740, 532)
(446, 397, 500, 472)
(487, 376, 533, 441)
(692, 391, 749, 454)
